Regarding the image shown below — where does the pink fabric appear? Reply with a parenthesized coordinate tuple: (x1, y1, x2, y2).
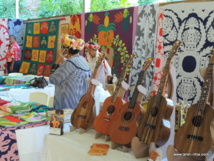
(6, 41, 21, 62)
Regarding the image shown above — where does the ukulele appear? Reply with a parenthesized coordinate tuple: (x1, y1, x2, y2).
(109, 57, 154, 145)
(93, 55, 134, 135)
(174, 47, 214, 159)
(71, 53, 106, 130)
(137, 40, 181, 147)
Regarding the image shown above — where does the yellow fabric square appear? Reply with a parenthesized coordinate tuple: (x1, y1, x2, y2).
(39, 50, 47, 62)
(31, 50, 39, 61)
(34, 22, 40, 34)
(48, 36, 56, 48)
(19, 62, 30, 73)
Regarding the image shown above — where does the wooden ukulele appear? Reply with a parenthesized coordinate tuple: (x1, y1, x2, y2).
(174, 47, 214, 159)
(71, 53, 106, 130)
(93, 55, 134, 135)
(137, 40, 181, 147)
(109, 57, 154, 145)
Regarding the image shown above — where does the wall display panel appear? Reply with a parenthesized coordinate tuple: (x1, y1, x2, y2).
(162, 1, 214, 104)
(129, 4, 158, 98)
(20, 19, 59, 76)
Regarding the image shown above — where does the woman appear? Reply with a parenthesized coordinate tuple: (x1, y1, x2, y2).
(85, 42, 112, 88)
(49, 35, 91, 109)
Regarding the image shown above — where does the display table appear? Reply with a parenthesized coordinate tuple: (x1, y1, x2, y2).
(41, 129, 147, 161)
(0, 84, 55, 102)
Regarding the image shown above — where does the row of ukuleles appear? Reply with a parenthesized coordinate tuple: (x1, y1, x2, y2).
(69, 40, 214, 160)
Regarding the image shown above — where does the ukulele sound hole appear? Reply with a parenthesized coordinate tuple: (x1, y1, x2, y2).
(107, 105, 115, 115)
(123, 112, 132, 121)
(192, 115, 203, 127)
(83, 101, 87, 108)
(151, 106, 159, 117)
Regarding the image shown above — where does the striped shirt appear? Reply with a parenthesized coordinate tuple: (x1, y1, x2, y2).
(49, 55, 91, 109)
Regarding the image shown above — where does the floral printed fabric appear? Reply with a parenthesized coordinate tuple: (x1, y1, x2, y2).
(0, 120, 48, 161)
(162, 1, 214, 104)
(129, 4, 158, 99)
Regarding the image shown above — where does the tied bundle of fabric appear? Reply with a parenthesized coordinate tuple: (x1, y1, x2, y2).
(29, 76, 48, 88)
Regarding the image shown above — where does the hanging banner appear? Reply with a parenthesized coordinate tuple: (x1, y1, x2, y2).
(85, 8, 134, 80)
(0, 19, 9, 74)
(129, 4, 158, 98)
(20, 19, 59, 76)
(162, 1, 214, 104)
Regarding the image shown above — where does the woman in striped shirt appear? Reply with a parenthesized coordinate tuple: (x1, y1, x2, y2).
(49, 35, 91, 109)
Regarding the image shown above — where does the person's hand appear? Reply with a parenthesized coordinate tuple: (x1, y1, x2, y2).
(55, 49, 65, 64)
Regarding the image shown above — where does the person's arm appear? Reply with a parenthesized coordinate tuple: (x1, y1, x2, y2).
(51, 49, 65, 74)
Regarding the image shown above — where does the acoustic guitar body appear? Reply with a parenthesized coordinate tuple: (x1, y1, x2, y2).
(71, 94, 95, 130)
(174, 104, 214, 159)
(93, 96, 124, 135)
(137, 95, 173, 147)
(109, 102, 142, 145)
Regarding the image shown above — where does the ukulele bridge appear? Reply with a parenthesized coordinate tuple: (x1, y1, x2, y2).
(145, 124, 156, 129)
(187, 134, 203, 141)
(119, 126, 129, 131)
(103, 118, 110, 121)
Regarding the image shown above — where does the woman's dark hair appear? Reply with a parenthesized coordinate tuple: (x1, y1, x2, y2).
(68, 48, 80, 55)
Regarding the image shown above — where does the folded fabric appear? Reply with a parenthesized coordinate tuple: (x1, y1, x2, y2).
(0, 102, 32, 114)
(27, 102, 52, 113)
(19, 112, 48, 122)
(0, 99, 10, 106)
(0, 115, 28, 126)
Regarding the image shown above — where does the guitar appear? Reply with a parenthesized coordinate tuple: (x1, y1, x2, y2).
(174, 47, 214, 159)
(93, 55, 134, 135)
(109, 57, 154, 145)
(137, 40, 181, 147)
(71, 53, 106, 130)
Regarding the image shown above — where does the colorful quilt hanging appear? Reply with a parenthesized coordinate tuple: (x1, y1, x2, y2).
(68, 14, 82, 38)
(85, 8, 134, 80)
(20, 19, 59, 76)
(0, 19, 9, 74)
(162, 1, 214, 104)
(129, 5, 158, 99)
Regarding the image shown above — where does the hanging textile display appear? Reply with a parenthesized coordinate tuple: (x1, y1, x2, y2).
(129, 4, 158, 97)
(68, 14, 82, 38)
(19, 19, 59, 76)
(162, 1, 214, 104)
(85, 7, 134, 80)
(8, 19, 25, 52)
(151, 8, 165, 96)
(0, 19, 9, 74)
